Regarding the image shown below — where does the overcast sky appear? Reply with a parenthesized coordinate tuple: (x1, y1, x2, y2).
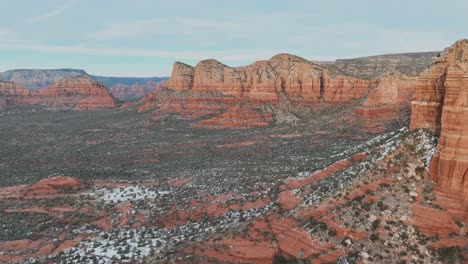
(1, 0, 467, 76)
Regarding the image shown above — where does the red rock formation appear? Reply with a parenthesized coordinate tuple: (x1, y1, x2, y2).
(310, 249, 346, 264)
(432, 188, 468, 222)
(109, 84, 129, 98)
(23, 176, 82, 196)
(39, 75, 117, 109)
(166, 62, 195, 91)
(0, 81, 31, 96)
(277, 191, 303, 211)
(364, 72, 416, 107)
(355, 72, 417, 133)
(167, 54, 374, 101)
(409, 204, 460, 238)
(269, 219, 334, 259)
(322, 72, 374, 103)
(0, 76, 117, 109)
(162, 53, 421, 131)
(284, 159, 353, 190)
(194, 239, 278, 264)
(0, 81, 35, 106)
(192, 59, 244, 97)
(410, 39, 468, 201)
(137, 92, 158, 112)
(111, 80, 166, 100)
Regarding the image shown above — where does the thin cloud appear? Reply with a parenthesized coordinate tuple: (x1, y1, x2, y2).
(90, 17, 243, 40)
(26, 3, 70, 24)
(0, 43, 281, 63)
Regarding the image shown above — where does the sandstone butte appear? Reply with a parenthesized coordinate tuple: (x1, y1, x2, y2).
(410, 39, 468, 202)
(0, 81, 32, 106)
(150, 53, 422, 132)
(0, 75, 117, 110)
(166, 54, 375, 100)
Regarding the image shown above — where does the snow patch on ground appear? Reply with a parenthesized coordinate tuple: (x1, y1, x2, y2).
(92, 186, 171, 203)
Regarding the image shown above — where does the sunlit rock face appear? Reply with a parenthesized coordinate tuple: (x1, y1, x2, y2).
(410, 39, 468, 201)
(167, 54, 376, 101)
(162, 52, 428, 132)
(38, 75, 117, 109)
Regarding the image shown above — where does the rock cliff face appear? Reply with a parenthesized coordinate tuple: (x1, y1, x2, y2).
(0, 81, 34, 106)
(355, 71, 417, 133)
(162, 53, 428, 132)
(0, 76, 117, 110)
(110, 80, 167, 101)
(324, 51, 438, 79)
(410, 39, 468, 200)
(0, 69, 86, 90)
(0, 81, 31, 96)
(0, 69, 169, 91)
(166, 62, 195, 92)
(39, 75, 117, 109)
(167, 54, 377, 101)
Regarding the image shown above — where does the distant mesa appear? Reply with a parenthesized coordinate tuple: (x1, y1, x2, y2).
(0, 74, 117, 110)
(39, 74, 117, 110)
(0, 69, 87, 91)
(0, 68, 169, 101)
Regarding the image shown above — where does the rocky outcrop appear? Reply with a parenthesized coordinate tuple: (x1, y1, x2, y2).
(355, 71, 417, 133)
(163, 52, 426, 131)
(110, 80, 167, 101)
(324, 51, 438, 79)
(168, 54, 375, 101)
(194, 239, 278, 264)
(409, 204, 461, 238)
(277, 191, 303, 211)
(0, 81, 31, 96)
(0, 81, 36, 106)
(0, 69, 86, 90)
(37, 75, 117, 109)
(0, 76, 117, 110)
(137, 92, 159, 113)
(109, 84, 129, 98)
(166, 62, 195, 92)
(410, 39, 468, 201)
(23, 176, 82, 196)
(363, 71, 417, 107)
(0, 69, 169, 91)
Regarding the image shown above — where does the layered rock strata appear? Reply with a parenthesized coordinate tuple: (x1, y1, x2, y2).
(410, 39, 468, 200)
(161, 53, 426, 132)
(0, 75, 117, 110)
(167, 54, 377, 102)
(110, 80, 166, 101)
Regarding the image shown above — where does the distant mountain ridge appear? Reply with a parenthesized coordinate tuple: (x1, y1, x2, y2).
(0, 69, 169, 91)
(323, 51, 439, 79)
(0, 69, 87, 91)
(92, 75, 168, 89)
